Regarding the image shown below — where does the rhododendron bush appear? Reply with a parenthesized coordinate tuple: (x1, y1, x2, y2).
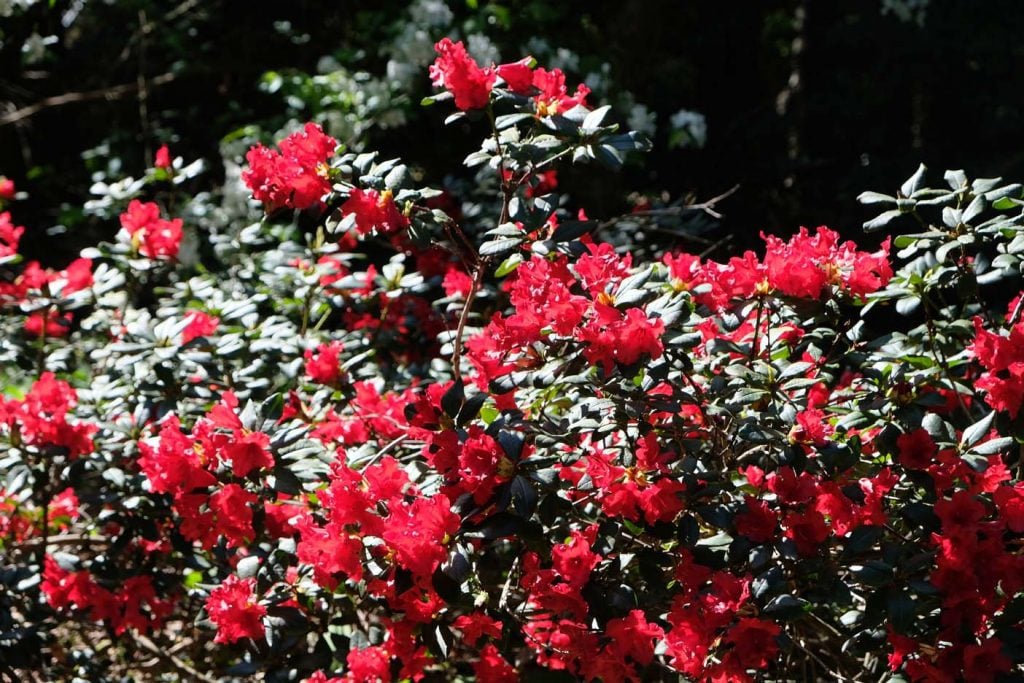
(4, 40, 1024, 683)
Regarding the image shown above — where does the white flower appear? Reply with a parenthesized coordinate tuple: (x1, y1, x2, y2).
(669, 109, 707, 149)
(627, 103, 657, 138)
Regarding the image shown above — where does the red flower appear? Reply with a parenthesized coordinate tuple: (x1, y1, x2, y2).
(24, 310, 72, 338)
(346, 645, 392, 682)
(305, 341, 345, 385)
(182, 311, 219, 344)
(495, 56, 535, 94)
(604, 610, 664, 665)
(0, 211, 24, 258)
(243, 123, 337, 211)
(119, 200, 183, 259)
(735, 496, 778, 543)
(442, 266, 473, 298)
(209, 483, 258, 547)
(724, 618, 781, 669)
(475, 643, 518, 683)
(994, 483, 1024, 532)
(154, 144, 172, 169)
(962, 638, 1012, 683)
(2, 372, 97, 459)
(453, 612, 503, 644)
(138, 416, 216, 495)
(0, 177, 14, 200)
(551, 528, 600, 588)
(897, 428, 937, 470)
(429, 38, 495, 110)
(205, 574, 266, 644)
(382, 496, 460, 577)
(340, 188, 409, 236)
(222, 430, 273, 478)
(532, 67, 590, 116)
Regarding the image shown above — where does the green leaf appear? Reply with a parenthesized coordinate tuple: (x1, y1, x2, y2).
(970, 437, 1014, 455)
(857, 191, 896, 205)
(863, 210, 903, 232)
(852, 560, 893, 586)
(960, 411, 995, 450)
(479, 238, 524, 257)
(495, 253, 524, 277)
(887, 591, 916, 633)
(901, 163, 927, 197)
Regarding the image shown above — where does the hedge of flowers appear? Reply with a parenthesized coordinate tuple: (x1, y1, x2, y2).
(2, 40, 1024, 682)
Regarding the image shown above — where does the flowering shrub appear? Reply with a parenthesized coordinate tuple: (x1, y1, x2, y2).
(3, 40, 1024, 683)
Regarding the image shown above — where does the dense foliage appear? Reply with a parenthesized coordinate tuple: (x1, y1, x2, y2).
(4, 27, 1024, 683)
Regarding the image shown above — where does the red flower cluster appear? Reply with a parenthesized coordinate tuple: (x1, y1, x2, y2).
(138, 393, 275, 548)
(340, 188, 409, 236)
(0, 486, 78, 543)
(468, 244, 665, 385)
(972, 314, 1024, 416)
(43, 556, 174, 635)
(429, 38, 497, 111)
(664, 226, 893, 309)
(0, 247, 92, 338)
(0, 372, 96, 459)
(119, 200, 184, 260)
(0, 211, 24, 259)
(205, 574, 267, 644)
(884, 435, 1024, 679)
(662, 551, 781, 681)
(429, 39, 589, 116)
(243, 122, 338, 211)
(560, 433, 686, 525)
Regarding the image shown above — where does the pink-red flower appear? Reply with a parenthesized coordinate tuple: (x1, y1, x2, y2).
(340, 188, 409, 236)
(205, 574, 266, 644)
(119, 200, 183, 260)
(0, 211, 24, 258)
(429, 38, 496, 110)
(243, 123, 337, 211)
(154, 144, 172, 169)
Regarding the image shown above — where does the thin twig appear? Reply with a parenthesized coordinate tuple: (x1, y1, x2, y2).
(0, 73, 176, 127)
(450, 256, 490, 382)
(134, 634, 219, 683)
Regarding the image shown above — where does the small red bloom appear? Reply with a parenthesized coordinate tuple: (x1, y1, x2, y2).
(182, 311, 219, 344)
(0, 177, 14, 200)
(154, 144, 172, 169)
(0, 211, 24, 258)
(305, 341, 345, 385)
(475, 643, 518, 683)
(119, 200, 183, 260)
(346, 645, 392, 682)
(495, 56, 535, 94)
(205, 574, 266, 644)
(340, 188, 409, 236)
(897, 428, 937, 469)
(442, 266, 473, 298)
(551, 529, 600, 588)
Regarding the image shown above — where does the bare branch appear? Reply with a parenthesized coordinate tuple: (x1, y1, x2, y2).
(0, 73, 176, 128)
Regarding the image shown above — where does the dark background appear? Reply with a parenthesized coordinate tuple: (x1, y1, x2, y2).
(1, 0, 1021, 263)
